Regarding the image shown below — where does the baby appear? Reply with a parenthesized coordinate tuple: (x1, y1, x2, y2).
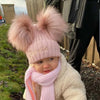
(8, 6, 87, 100)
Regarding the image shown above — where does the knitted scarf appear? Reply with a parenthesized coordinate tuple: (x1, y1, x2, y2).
(25, 61, 61, 100)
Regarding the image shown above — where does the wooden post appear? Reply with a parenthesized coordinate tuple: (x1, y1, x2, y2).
(2, 4, 15, 24)
(64, 36, 67, 49)
(64, 36, 69, 50)
(25, 0, 45, 21)
(92, 38, 95, 63)
(0, 7, 2, 16)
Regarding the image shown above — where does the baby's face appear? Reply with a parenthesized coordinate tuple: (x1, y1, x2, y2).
(32, 57, 59, 74)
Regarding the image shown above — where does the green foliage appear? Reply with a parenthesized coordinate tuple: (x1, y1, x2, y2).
(0, 91, 11, 100)
(0, 24, 28, 99)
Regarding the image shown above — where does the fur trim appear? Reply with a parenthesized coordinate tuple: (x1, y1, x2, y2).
(8, 15, 34, 52)
(37, 6, 69, 42)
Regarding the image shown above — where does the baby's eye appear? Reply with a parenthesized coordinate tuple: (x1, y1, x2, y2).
(49, 58, 54, 61)
(37, 60, 43, 64)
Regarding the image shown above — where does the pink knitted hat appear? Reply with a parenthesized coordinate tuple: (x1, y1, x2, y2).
(8, 6, 68, 64)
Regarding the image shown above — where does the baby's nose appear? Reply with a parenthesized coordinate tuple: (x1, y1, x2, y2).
(43, 63, 50, 68)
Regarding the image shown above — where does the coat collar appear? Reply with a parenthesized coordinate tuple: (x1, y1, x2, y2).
(57, 53, 68, 79)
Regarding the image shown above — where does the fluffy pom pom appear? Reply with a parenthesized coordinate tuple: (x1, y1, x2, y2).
(37, 6, 68, 42)
(8, 15, 34, 52)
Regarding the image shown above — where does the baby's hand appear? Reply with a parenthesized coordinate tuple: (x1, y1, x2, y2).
(32, 82, 41, 100)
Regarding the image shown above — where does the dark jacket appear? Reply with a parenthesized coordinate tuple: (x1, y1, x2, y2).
(62, 0, 87, 28)
(45, 0, 61, 12)
(45, 0, 87, 38)
(61, 0, 87, 38)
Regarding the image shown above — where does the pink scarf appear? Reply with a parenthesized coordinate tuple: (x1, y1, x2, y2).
(25, 61, 61, 100)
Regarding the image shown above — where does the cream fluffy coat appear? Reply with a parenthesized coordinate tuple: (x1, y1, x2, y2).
(23, 53, 87, 100)
(54, 54, 87, 100)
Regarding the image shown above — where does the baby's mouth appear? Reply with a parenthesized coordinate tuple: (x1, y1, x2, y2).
(43, 70, 51, 73)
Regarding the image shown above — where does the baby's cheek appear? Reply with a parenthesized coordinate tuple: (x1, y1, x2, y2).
(36, 67, 43, 73)
(53, 61, 59, 68)
(54, 64, 58, 69)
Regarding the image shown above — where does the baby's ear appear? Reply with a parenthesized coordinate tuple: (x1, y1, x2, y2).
(37, 6, 69, 42)
(8, 15, 34, 52)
